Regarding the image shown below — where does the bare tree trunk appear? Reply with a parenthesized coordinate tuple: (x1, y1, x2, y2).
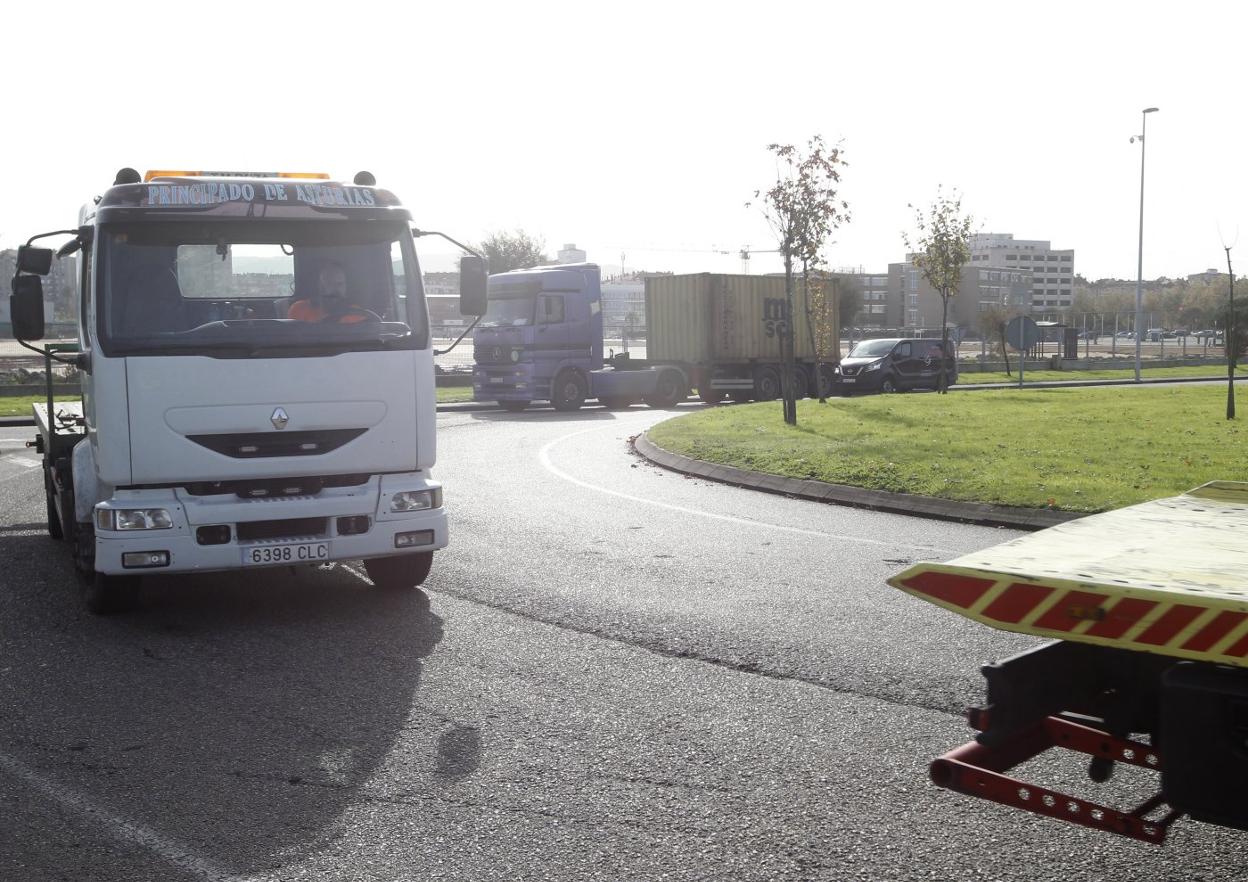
(938, 292, 950, 394)
(1001, 323, 1012, 377)
(782, 250, 797, 425)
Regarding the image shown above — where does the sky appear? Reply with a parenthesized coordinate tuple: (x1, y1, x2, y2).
(3, 1, 1245, 282)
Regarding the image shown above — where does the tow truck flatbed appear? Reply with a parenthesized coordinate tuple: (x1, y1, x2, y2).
(890, 481, 1248, 667)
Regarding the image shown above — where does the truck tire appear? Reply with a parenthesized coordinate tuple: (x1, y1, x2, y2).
(881, 374, 899, 394)
(498, 400, 529, 412)
(643, 370, 687, 409)
(365, 552, 434, 589)
(551, 370, 587, 412)
(754, 367, 781, 401)
(82, 572, 140, 615)
(697, 387, 726, 405)
(44, 469, 63, 540)
(600, 396, 634, 410)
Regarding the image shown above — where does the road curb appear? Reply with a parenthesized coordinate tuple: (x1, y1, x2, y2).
(632, 432, 1083, 532)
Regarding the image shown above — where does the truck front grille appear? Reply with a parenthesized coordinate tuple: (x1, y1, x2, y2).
(236, 518, 328, 541)
(186, 429, 365, 458)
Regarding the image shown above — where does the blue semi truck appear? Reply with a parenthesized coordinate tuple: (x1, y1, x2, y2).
(471, 264, 838, 411)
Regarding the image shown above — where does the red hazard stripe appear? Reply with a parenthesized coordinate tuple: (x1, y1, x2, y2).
(1084, 597, 1158, 640)
(1181, 610, 1248, 653)
(982, 583, 1052, 624)
(1135, 605, 1204, 646)
(1031, 590, 1111, 632)
(1222, 630, 1248, 658)
(899, 571, 995, 610)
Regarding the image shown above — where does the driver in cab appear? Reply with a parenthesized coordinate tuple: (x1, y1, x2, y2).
(288, 262, 370, 323)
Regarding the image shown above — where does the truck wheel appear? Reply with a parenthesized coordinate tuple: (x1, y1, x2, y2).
(498, 400, 529, 412)
(754, 367, 781, 401)
(44, 469, 63, 540)
(697, 387, 726, 405)
(365, 552, 434, 589)
(600, 396, 634, 410)
(881, 375, 899, 394)
(81, 572, 140, 615)
(643, 370, 687, 409)
(551, 371, 587, 412)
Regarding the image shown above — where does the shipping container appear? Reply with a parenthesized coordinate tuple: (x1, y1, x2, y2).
(646, 273, 837, 364)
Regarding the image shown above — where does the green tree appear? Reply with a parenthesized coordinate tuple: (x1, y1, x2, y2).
(754, 135, 850, 424)
(479, 230, 549, 274)
(904, 188, 974, 394)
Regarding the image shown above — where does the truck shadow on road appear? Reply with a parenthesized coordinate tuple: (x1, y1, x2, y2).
(0, 530, 452, 878)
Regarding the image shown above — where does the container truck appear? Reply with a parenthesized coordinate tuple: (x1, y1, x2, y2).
(472, 266, 839, 411)
(9, 168, 486, 613)
(888, 481, 1248, 844)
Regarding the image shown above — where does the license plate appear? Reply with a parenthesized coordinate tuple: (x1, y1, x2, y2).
(243, 542, 330, 566)
(841, 378, 856, 384)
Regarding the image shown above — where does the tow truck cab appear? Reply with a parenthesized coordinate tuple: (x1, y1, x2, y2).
(10, 168, 486, 612)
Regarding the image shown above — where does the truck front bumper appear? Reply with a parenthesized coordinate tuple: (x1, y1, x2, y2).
(91, 475, 447, 576)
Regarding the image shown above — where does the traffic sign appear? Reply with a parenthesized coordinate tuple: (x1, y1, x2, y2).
(1006, 315, 1040, 351)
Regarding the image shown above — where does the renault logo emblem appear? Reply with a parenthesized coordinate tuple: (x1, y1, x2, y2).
(271, 407, 289, 430)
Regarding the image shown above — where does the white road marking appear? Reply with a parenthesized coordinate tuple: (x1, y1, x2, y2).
(538, 424, 951, 554)
(0, 751, 236, 882)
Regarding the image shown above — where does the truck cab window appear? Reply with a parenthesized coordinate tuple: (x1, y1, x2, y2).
(539, 295, 565, 324)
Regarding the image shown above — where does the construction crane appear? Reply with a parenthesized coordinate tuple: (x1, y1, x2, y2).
(738, 247, 780, 274)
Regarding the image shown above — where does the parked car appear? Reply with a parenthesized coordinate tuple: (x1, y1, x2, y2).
(834, 338, 958, 395)
(1146, 328, 1165, 342)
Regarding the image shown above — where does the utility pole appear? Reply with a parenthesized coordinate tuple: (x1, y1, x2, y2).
(1132, 107, 1159, 382)
(1228, 245, 1236, 420)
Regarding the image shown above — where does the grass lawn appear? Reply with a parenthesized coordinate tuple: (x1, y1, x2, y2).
(647, 385, 1248, 513)
(957, 364, 1247, 385)
(0, 395, 68, 418)
(436, 385, 473, 403)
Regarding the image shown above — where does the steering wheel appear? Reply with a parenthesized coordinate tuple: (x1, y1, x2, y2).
(320, 306, 382, 324)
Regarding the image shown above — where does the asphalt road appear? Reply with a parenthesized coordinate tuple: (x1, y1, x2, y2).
(0, 411, 1242, 881)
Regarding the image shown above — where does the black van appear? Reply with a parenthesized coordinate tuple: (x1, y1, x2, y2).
(833, 338, 958, 395)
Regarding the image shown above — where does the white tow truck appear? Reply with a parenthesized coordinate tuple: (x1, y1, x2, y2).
(9, 168, 486, 613)
(889, 482, 1248, 844)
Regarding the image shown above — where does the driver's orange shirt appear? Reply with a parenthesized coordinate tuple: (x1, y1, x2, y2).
(287, 300, 368, 323)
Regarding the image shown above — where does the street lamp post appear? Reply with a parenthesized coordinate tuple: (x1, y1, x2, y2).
(1133, 107, 1159, 382)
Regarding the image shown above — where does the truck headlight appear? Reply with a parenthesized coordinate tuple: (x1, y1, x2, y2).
(97, 508, 174, 531)
(390, 488, 443, 512)
(865, 360, 883, 372)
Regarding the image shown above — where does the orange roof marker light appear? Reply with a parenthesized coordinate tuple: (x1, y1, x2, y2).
(143, 170, 330, 182)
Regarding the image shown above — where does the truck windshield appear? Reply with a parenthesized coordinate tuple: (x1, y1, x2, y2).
(478, 296, 534, 328)
(97, 220, 428, 356)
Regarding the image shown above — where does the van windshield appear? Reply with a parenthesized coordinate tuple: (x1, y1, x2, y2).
(96, 220, 428, 357)
(848, 339, 899, 358)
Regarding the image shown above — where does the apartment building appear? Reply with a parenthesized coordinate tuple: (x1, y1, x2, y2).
(889, 259, 1030, 330)
(969, 233, 1075, 312)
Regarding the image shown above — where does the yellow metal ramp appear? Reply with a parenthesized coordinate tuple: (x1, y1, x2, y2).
(889, 482, 1248, 667)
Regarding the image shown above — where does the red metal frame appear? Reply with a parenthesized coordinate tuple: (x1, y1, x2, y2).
(929, 715, 1183, 844)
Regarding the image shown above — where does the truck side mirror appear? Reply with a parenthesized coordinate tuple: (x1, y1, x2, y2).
(459, 255, 487, 316)
(16, 245, 54, 276)
(10, 275, 46, 340)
